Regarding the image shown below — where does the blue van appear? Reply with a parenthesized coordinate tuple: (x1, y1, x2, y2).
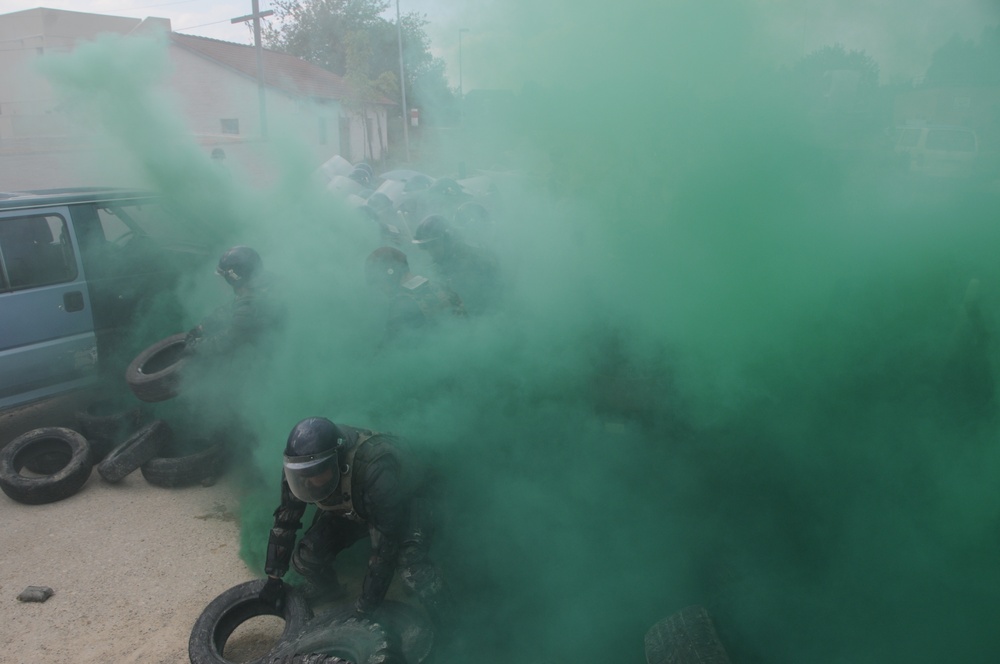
(0, 188, 211, 414)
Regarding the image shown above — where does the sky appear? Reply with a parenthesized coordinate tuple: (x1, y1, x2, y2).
(2, 0, 997, 88)
(0, 0, 462, 78)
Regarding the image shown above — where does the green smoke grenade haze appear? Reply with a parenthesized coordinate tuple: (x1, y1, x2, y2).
(35, 2, 1000, 661)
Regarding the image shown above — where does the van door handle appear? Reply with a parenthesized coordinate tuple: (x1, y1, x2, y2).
(63, 291, 85, 312)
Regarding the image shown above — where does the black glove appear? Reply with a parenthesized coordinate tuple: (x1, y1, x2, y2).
(259, 576, 286, 612)
(182, 326, 203, 355)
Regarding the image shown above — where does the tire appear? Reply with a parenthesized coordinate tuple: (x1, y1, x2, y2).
(273, 615, 397, 664)
(0, 428, 93, 505)
(189, 579, 313, 664)
(97, 419, 170, 483)
(140, 436, 229, 488)
(75, 398, 143, 443)
(87, 437, 119, 465)
(304, 601, 432, 664)
(20, 437, 77, 475)
(125, 333, 190, 402)
(644, 605, 732, 664)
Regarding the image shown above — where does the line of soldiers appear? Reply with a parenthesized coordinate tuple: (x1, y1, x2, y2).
(184, 190, 505, 638)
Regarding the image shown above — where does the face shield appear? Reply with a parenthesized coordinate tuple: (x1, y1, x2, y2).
(283, 448, 340, 503)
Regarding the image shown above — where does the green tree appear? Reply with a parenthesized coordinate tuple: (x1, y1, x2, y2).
(923, 26, 1000, 87)
(263, 0, 457, 125)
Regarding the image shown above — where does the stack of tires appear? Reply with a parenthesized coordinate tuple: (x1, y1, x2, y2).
(0, 332, 230, 506)
(189, 581, 432, 664)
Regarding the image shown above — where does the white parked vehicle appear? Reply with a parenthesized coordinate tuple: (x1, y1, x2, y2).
(894, 125, 979, 178)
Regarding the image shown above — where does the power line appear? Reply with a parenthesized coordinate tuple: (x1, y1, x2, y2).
(175, 18, 240, 31)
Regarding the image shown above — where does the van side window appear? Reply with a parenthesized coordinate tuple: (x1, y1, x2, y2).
(95, 205, 133, 243)
(0, 215, 78, 290)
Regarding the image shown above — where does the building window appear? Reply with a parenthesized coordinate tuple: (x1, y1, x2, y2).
(221, 118, 240, 135)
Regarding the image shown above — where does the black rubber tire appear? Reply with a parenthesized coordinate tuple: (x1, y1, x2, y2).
(97, 419, 171, 483)
(125, 332, 190, 402)
(644, 605, 732, 664)
(75, 398, 143, 442)
(0, 428, 93, 505)
(87, 437, 119, 465)
(20, 438, 76, 475)
(305, 601, 432, 664)
(140, 436, 229, 488)
(273, 615, 397, 664)
(189, 579, 313, 664)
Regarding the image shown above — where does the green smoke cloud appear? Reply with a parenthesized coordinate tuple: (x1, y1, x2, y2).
(34, 2, 1000, 661)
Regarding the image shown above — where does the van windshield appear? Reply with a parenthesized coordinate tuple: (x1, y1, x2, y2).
(97, 200, 202, 246)
(926, 129, 976, 152)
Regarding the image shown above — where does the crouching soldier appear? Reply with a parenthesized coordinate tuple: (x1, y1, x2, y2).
(259, 417, 452, 627)
(365, 246, 466, 345)
(185, 245, 283, 357)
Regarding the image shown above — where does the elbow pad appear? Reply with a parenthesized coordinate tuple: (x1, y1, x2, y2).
(264, 528, 298, 577)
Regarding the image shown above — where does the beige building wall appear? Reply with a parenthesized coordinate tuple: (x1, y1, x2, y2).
(0, 7, 388, 188)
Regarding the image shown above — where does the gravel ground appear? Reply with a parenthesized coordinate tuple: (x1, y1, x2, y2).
(0, 462, 259, 664)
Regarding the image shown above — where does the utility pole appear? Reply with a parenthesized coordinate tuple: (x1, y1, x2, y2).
(232, 1, 274, 139)
(395, 0, 410, 162)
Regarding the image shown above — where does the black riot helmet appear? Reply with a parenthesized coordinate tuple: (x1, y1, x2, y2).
(365, 246, 409, 290)
(216, 245, 262, 287)
(366, 192, 394, 215)
(412, 214, 454, 245)
(283, 417, 346, 503)
(348, 167, 372, 187)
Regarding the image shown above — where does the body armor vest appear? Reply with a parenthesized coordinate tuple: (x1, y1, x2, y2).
(315, 430, 396, 521)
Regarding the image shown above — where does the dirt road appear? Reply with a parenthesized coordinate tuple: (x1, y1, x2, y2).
(0, 464, 256, 664)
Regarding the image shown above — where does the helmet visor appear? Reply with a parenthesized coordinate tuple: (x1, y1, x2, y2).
(283, 449, 339, 503)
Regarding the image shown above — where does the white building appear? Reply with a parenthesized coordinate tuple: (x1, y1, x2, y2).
(0, 7, 394, 188)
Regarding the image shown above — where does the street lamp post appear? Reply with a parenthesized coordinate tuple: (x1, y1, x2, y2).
(396, 0, 410, 162)
(459, 28, 468, 125)
(459, 28, 469, 98)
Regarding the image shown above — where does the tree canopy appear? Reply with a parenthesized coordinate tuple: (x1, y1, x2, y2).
(263, 0, 457, 124)
(923, 25, 1000, 87)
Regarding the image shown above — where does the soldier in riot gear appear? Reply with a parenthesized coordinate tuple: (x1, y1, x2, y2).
(411, 215, 501, 315)
(185, 245, 283, 356)
(365, 246, 466, 343)
(259, 417, 452, 626)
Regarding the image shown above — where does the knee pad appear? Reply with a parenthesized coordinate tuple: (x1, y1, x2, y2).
(291, 541, 330, 578)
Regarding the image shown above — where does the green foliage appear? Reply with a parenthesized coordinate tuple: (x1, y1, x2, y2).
(923, 25, 1000, 86)
(263, 0, 457, 124)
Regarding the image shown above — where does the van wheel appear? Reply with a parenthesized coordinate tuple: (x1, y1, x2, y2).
(140, 436, 229, 488)
(189, 579, 312, 664)
(0, 428, 93, 505)
(125, 333, 189, 402)
(97, 419, 171, 483)
(644, 605, 733, 664)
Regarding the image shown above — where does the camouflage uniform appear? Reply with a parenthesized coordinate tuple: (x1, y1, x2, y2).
(189, 278, 284, 357)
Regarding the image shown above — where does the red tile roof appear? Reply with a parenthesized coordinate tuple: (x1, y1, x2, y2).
(169, 33, 394, 105)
